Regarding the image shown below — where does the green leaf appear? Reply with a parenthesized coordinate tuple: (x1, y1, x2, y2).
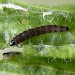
(0, 0, 75, 75)
(1, 45, 75, 75)
(0, 3, 75, 49)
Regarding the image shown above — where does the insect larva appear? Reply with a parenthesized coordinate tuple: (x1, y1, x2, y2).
(9, 25, 69, 46)
(3, 52, 22, 60)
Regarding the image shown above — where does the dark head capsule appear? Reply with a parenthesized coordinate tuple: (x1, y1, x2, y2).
(9, 40, 16, 46)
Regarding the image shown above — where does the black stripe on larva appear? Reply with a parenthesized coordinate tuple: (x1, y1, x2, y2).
(9, 25, 69, 46)
(3, 52, 21, 55)
(3, 52, 22, 60)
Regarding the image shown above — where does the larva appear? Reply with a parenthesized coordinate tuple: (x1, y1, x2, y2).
(3, 52, 22, 60)
(9, 25, 69, 46)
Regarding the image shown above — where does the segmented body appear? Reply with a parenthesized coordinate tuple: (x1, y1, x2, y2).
(9, 25, 69, 46)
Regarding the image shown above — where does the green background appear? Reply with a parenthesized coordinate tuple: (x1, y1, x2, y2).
(0, 0, 75, 75)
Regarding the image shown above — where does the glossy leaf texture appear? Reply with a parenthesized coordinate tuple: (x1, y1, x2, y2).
(0, 0, 75, 75)
(0, 2, 75, 49)
(0, 45, 75, 75)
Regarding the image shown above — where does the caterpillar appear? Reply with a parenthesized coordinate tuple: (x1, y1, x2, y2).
(9, 25, 69, 46)
(3, 52, 22, 60)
